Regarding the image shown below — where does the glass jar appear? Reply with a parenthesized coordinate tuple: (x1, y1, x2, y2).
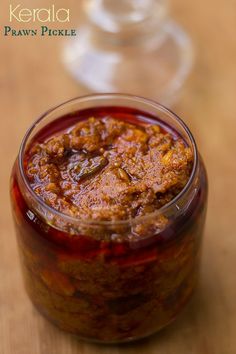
(10, 94, 207, 343)
(63, 0, 194, 105)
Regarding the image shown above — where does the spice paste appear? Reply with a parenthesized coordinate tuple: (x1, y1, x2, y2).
(26, 114, 193, 222)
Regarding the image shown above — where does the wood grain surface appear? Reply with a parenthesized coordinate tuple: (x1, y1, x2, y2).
(1, 1, 236, 353)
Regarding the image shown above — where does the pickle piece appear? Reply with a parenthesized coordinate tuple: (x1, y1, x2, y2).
(70, 156, 108, 182)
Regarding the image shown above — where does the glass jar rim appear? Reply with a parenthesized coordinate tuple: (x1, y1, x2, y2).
(18, 93, 198, 227)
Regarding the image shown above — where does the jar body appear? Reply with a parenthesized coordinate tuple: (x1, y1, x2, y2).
(10, 161, 207, 343)
(10, 95, 208, 343)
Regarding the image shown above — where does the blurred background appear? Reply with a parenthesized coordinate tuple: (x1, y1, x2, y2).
(1, 1, 236, 353)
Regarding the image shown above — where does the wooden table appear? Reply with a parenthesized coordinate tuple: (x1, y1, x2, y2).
(1, 1, 236, 353)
